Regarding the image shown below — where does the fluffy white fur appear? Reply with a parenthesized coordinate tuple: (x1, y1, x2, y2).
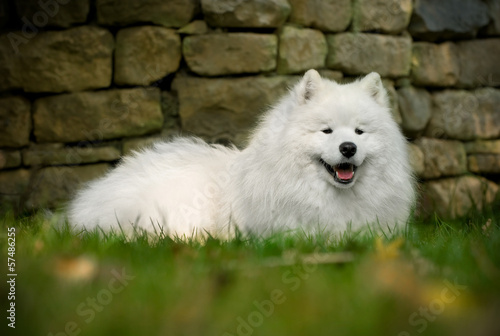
(69, 70, 415, 237)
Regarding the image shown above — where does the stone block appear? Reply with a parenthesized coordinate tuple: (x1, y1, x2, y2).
(0, 96, 31, 148)
(161, 91, 180, 131)
(202, 0, 290, 28)
(0, 150, 22, 169)
(317, 70, 343, 82)
(409, 0, 490, 41)
(484, 0, 500, 35)
(382, 79, 402, 125)
(123, 136, 162, 155)
(464, 140, 500, 155)
(22, 143, 121, 166)
(178, 20, 208, 35)
(183, 33, 277, 76)
(407, 143, 425, 177)
(115, 26, 181, 86)
(420, 176, 498, 219)
(0, 169, 30, 210)
(352, 0, 412, 34)
(277, 26, 327, 75)
(397, 86, 432, 137)
(25, 164, 110, 209)
(0, 34, 17, 90)
(411, 42, 460, 87)
(288, 0, 352, 32)
(456, 39, 500, 88)
(33, 88, 163, 143)
(468, 155, 500, 174)
(15, 0, 89, 28)
(96, 0, 198, 27)
(326, 33, 412, 78)
(173, 75, 299, 146)
(0, 26, 113, 93)
(425, 89, 500, 140)
(414, 137, 467, 179)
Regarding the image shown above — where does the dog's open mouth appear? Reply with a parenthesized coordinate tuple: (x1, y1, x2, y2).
(320, 159, 357, 184)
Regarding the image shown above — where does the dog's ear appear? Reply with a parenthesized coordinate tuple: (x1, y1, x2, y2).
(359, 72, 389, 107)
(296, 69, 322, 105)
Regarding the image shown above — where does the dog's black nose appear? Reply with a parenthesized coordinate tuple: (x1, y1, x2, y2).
(339, 142, 357, 158)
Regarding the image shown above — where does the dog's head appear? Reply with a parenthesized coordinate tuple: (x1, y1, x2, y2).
(284, 70, 405, 189)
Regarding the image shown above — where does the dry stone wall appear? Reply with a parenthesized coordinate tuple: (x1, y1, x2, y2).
(0, 0, 499, 220)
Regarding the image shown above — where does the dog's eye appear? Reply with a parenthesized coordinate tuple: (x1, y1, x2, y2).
(322, 128, 333, 134)
(355, 128, 364, 135)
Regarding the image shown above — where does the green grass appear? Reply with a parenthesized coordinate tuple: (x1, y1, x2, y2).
(2, 209, 500, 336)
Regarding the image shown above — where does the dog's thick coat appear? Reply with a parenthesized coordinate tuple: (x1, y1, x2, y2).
(70, 70, 415, 237)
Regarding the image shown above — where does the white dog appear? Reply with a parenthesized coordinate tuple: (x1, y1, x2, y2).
(70, 70, 415, 237)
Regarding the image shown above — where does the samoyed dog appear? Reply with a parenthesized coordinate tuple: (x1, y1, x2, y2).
(69, 70, 415, 237)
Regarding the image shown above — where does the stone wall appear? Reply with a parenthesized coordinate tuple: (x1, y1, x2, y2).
(0, 0, 499, 219)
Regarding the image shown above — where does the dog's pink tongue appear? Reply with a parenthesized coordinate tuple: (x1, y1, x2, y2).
(336, 169, 354, 180)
